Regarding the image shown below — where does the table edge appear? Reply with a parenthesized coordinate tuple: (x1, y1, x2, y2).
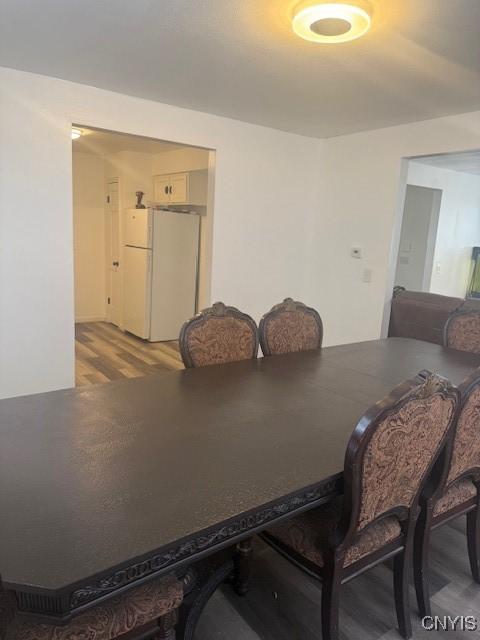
(6, 472, 343, 621)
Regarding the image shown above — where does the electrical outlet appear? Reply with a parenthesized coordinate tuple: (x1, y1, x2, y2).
(351, 247, 362, 259)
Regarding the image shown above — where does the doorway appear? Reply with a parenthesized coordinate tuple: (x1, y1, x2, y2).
(394, 185, 442, 292)
(391, 150, 480, 301)
(72, 126, 215, 386)
(383, 149, 480, 337)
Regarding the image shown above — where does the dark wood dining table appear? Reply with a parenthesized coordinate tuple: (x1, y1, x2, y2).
(1, 337, 479, 627)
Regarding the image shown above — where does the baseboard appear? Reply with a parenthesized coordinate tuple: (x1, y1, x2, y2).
(75, 315, 107, 323)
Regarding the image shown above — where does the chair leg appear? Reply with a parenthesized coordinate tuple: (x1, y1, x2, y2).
(156, 609, 177, 640)
(467, 506, 480, 584)
(394, 550, 413, 639)
(321, 565, 341, 640)
(234, 537, 253, 596)
(413, 507, 432, 618)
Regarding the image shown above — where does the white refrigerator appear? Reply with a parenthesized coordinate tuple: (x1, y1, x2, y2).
(123, 208, 200, 341)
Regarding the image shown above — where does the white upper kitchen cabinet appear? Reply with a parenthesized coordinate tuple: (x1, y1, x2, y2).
(153, 174, 171, 204)
(153, 170, 207, 206)
(169, 173, 188, 203)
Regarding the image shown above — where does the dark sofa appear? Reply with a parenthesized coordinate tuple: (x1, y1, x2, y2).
(388, 290, 480, 345)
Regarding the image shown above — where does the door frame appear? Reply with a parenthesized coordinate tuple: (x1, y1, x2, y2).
(71, 122, 216, 359)
(105, 177, 122, 326)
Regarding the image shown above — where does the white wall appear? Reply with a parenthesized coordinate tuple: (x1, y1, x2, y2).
(73, 151, 106, 322)
(313, 111, 480, 346)
(152, 147, 209, 175)
(2, 64, 479, 399)
(0, 66, 320, 398)
(407, 162, 480, 298)
(106, 150, 154, 209)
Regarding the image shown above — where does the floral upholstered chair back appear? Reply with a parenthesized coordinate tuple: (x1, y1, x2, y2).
(259, 298, 323, 356)
(444, 310, 480, 354)
(179, 302, 259, 368)
(339, 372, 458, 546)
(443, 370, 480, 491)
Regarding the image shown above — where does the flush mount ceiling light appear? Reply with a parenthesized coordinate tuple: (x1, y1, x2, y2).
(71, 128, 82, 140)
(292, 1, 372, 44)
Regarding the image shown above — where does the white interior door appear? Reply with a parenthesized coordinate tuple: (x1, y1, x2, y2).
(106, 180, 122, 326)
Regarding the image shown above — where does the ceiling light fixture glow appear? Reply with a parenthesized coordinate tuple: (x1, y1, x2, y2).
(292, 1, 372, 44)
(71, 128, 82, 140)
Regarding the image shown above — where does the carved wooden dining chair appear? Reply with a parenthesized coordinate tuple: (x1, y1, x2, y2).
(259, 298, 323, 356)
(0, 573, 183, 640)
(414, 368, 480, 619)
(179, 302, 258, 368)
(444, 310, 480, 354)
(261, 372, 459, 640)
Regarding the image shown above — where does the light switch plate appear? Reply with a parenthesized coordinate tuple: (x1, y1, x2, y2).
(362, 268, 372, 283)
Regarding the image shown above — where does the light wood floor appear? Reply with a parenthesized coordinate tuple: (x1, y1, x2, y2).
(75, 322, 183, 386)
(196, 520, 480, 639)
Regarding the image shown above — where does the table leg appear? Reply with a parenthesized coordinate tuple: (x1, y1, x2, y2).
(234, 537, 253, 596)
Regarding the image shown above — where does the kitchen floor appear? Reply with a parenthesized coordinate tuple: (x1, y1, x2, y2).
(75, 322, 183, 386)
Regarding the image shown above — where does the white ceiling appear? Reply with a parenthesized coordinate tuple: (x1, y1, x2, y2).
(412, 150, 480, 176)
(1, 0, 480, 138)
(72, 127, 187, 156)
